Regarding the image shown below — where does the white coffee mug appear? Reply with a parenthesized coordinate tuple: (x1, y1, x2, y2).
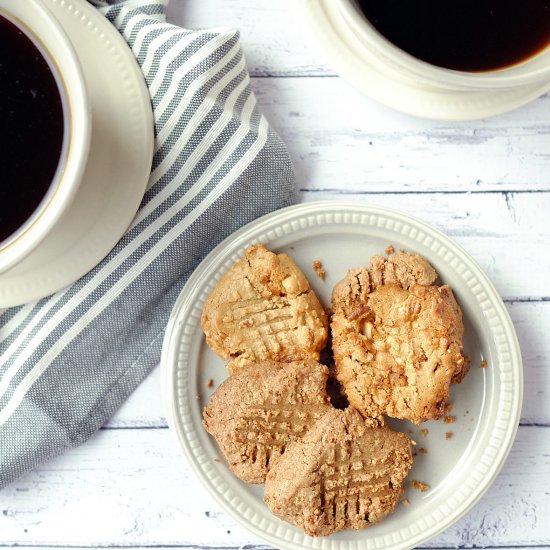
(0, 0, 91, 273)
(336, 0, 550, 93)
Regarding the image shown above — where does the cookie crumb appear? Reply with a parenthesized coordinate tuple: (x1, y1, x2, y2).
(480, 359, 488, 368)
(402, 498, 410, 506)
(418, 447, 428, 454)
(445, 431, 452, 440)
(312, 259, 325, 280)
(385, 244, 395, 254)
(196, 394, 200, 401)
(420, 428, 429, 437)
(444, 415, 455, 424)
(410, 480, 429, 492)
(444, 401, 453, 413)
(213, 457, 221, 462)
(206, 378, 214, 388)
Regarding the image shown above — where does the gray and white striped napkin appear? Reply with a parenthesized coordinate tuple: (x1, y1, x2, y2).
(0, 0, 298, 488)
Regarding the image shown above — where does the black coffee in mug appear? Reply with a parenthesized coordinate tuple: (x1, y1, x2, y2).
(0, 13, 65, 243)
(356, 0, 550, 72)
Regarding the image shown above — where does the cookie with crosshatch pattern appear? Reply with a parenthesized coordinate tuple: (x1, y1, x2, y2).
(202, 360, 332, 483)
(264, 407, 413, 536)
(200, 243, 328, 374)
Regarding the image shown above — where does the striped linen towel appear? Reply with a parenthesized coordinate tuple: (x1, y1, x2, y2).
(0, 0, 298, 488)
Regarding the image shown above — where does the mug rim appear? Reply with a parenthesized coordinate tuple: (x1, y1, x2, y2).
(0, 0, 91, 274)
(337, 0, 550, 91)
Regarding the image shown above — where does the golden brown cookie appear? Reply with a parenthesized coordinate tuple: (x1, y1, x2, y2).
(202, 360, 332, 483)
(201, 243, 328, 373)
(264, 408, 412, 536)
(331, 251, 468, 424)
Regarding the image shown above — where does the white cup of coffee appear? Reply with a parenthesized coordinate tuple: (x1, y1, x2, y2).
(0, 0, 91, 273)
(336, 0, 550, 92)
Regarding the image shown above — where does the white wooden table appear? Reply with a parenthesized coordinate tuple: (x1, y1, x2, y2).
(1, 1, 549, 548)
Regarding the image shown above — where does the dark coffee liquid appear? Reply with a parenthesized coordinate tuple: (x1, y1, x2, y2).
(357, 0, 550, 71)
(0, 13, 65, 243)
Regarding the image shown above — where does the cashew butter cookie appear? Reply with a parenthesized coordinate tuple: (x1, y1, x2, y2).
(331, 251, 468, 424)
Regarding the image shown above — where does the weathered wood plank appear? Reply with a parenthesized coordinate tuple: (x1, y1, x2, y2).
(0, 548, 545, 550)
(0, 427, 547, 548)
(299, 191, 550, 299)
(507, 301, 550, 426)
(250, 78, 550, 193)
(0, 548, 546, 550)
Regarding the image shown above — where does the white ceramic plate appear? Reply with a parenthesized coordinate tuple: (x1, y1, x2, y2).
(0, 0, 153, 307)
(161, 201, 522, 550)
(297, 0, 550, 120)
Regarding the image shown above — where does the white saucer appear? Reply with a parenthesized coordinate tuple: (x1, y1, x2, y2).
(0, 0, 153, 307)
(299, 0, 550, 120)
